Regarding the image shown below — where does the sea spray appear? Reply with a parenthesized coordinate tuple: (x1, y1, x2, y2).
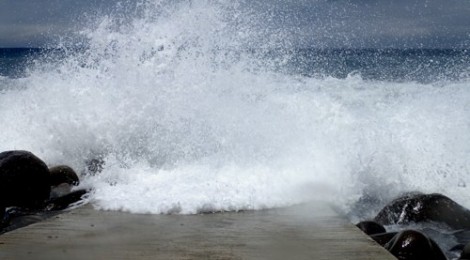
(0, 0, 470, 215)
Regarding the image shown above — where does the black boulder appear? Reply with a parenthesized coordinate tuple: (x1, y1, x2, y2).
(384, 230, 447, 260)
(0, 150, 51, 209)
(356, 220, 386, 235)
(375, 193, 470, 229)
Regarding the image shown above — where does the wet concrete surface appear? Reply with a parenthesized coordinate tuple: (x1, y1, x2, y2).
(0, 202, 395, 260)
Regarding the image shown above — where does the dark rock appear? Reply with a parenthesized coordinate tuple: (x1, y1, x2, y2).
(0, 207, 58, 234)
(450, 243, 465, 252)
(0, 150, 50, 209)
(356, 220, 386, 235)
(384, 230, 447, 260)
(370, 232, 398, 246)
(460, 242, 470, 259)
(49, 165, 79, 186)
(0, 206, 5, 227)
(46, 189, 88, 211)
(47, 165, 87, 210)
(0, 151, 89, 234)
(454, 229, 470, 242)
(50, 183, 72, 199)
(49, 165, 81, 199)
(375, 193, 470, 229)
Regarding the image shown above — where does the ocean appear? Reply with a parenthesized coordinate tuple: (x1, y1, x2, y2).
(1, 0, 470, 225)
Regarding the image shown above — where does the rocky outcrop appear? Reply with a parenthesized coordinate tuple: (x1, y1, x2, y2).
(375, 193, 470, 230)
(0, 150, 51, 209)
(0, 150, 88, 233)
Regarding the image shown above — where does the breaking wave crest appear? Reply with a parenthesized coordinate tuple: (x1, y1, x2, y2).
(1, 0, 470, 215)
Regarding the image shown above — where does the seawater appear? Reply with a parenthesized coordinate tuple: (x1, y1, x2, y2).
(1, 1, 470, 219)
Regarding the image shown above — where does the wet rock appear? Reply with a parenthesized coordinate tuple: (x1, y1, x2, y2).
(459, 242, 470, 259)
(0, 151, 89, 234)
(356, 220, 386, 235)
(46, 189, 88, 211)
(384, 230, 447, 260)
(370, 232, 398, 247)
(50, 183, 73, 199)
(0, 150, 50, 209)
(47, 165, 87, 209)
(0, 206, 57, 234)
(0, 206, 5, 227)
(49, 165, 79, 186)
(375, 193, 470, 229)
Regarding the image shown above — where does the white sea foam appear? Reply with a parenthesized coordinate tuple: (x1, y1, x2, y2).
(1, 0, 470, 214)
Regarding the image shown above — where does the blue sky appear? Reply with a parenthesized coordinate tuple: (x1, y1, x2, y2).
(0, 0, 469, 48)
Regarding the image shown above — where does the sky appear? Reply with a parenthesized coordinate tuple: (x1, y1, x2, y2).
(0, 0, 469, 48)
(0, 0, 116, 47)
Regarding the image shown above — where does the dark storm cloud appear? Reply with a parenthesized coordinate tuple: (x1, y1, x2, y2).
(0, 0, 469, 48)
(0, 0, 119, 47)
(248, 0, 470, 48)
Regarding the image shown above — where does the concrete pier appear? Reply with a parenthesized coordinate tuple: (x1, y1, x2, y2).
(0, 202, 395, 260)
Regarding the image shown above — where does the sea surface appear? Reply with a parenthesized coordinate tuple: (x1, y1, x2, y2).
(1, 1, 470, 230)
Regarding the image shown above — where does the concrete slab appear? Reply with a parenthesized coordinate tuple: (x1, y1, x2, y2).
(0, 202, 395, 260)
